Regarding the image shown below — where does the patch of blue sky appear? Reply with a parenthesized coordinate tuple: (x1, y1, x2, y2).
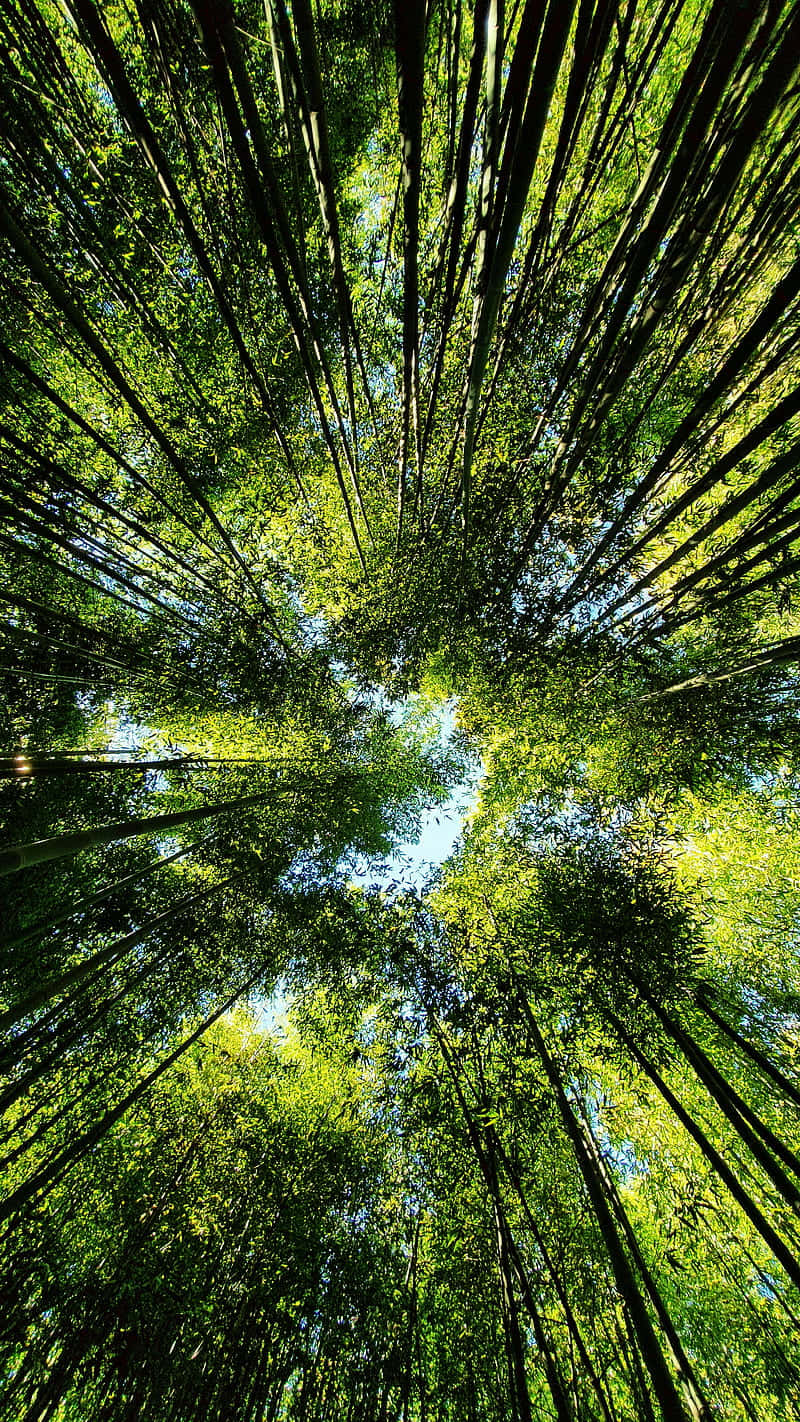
(349, 770, 479, 893)
(253, 979, 291, 1037)
(343, 694, 481, 889)
(249, 701, 481, 1030)
(387, 694, 456, 735)
(395, 789, 472, 881)
(583, 1090, 650, 1183)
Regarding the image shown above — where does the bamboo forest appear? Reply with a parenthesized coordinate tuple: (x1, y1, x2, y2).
(3, 0, 800, 1416)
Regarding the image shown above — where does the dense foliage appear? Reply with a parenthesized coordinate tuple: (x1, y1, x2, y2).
(2, 0, 800, 1416)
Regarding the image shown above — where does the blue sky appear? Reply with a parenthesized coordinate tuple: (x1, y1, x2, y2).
(362, 778, 475, 889)
(354, 696, 480, 890)
(256, 704, 480, 1032)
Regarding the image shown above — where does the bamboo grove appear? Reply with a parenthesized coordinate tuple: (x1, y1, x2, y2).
(1, 0, 800, 1416)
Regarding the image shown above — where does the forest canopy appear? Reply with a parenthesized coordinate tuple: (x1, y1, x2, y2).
(2, 0, 800, 1417)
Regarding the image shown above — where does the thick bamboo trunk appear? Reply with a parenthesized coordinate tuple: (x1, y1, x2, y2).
(0, 790, 269, 877)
